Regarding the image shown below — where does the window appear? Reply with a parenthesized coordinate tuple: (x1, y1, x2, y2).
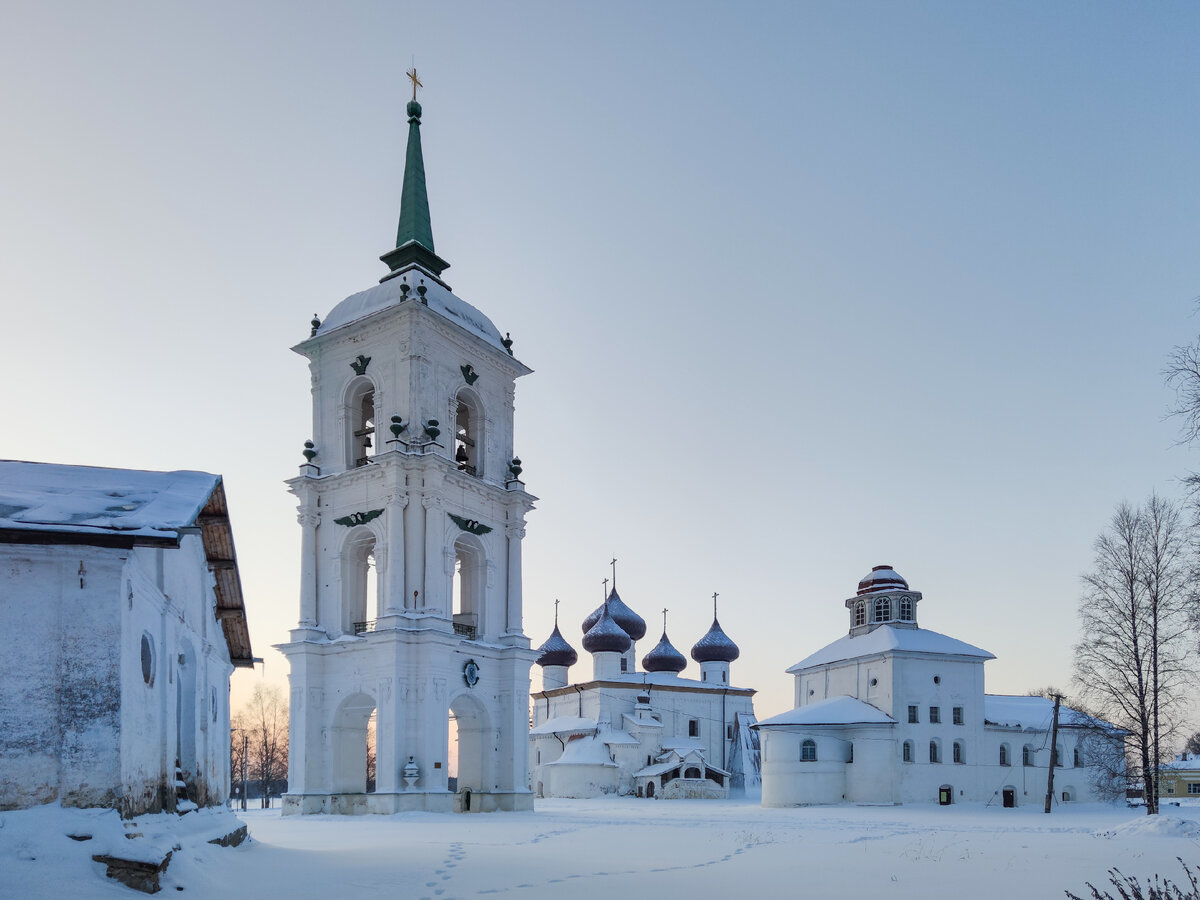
(903, 741, 913, 763)
(1054, 745, 1062, 767)
(952, 706, 963, 726)
(1022, 745, 1033, 767)
(346, 379, 377, 468)
(929, 740, 940, 764)
(846, 743, 854, 764)
(1188, 783, 1200, 795)
(722, 671, 726, 683)
(453, 391, 484, 477)
(140, 633, 155, 686)
(929, 706, 941, 724)
(620, 657, 628, 673)
(688, 719, 699, 738)
(899, 595, 914, 621)
(999, 744, 1010, 766)
(801, 739, 817, 762)
(953, 741, 964, 764)
(726, 725, 734, 740)
(873, 597, 890, 623)
(702, 671, 706, 681)
(908, 705, 919, 724)
(1073, 747, 1083, 767)
(536, 750, 541, 764)
(854, 601, 865, 627)
(1166, 782, 1175, 794)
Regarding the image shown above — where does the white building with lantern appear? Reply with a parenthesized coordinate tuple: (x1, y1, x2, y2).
(756, 566, 1124, 808)
(276, 87, 538, 815)
(529, 588, 759, 799)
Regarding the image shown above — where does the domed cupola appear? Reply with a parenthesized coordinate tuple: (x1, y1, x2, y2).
(536, 622, 578, 669)
(642, 614, 687, 674)
(856, 565, 908, 595)
(582, 588, 647, 642)
(845, 564, 921, 636)
(582, 601, 632, 656)
(691, 619, 740, 664)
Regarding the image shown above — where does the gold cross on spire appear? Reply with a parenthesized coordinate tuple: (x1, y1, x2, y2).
(712, 592, 719, 617)
(407, 67, 423, 101)
(662, 608, 668, 631)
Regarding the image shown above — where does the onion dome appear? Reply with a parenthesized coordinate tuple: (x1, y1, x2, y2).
(691, 618, 740, 663)
(856, 565, 908, 595)
(642, 630, 687, 674)
(582, 602, 632, 654)
(535, 623, 578, 669)
(581, 588, 647, 642)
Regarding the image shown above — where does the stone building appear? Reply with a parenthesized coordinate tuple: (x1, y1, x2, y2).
(756, 566, 1124, 807)
(277, 83, 538, 814)
(530, 588, 759, 799)
(0, 461, 252, 816)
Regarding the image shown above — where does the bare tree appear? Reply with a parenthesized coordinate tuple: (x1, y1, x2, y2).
(234, 685, 289, 808)
(1026, 687, 1128, 803)
(1073, 494, 1194, 814)
(1184, 732, 1200, 756)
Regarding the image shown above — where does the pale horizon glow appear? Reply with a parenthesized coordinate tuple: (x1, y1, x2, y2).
(1, 2, 1198, 727)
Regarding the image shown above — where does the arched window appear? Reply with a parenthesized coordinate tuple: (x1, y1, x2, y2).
(345, 378, 377, 468)
(902, 740, 913, 763)
(684, 767, 702, 779)
(999, 744, 1010, 766)
(1022, 745, 1033, 767)
(854, 601, 866, 627)
(801, 739, 817, 762)
(873, 597, 890, 623)
(929, 740, 940, 763)
(1073, 747, 1083, 767)
(342, 529, 378, 636)
(451, 535, 486, 640)
(953, 741, 965, 764)
(899, 595, 914, 621)
(454, 390, 484, 478)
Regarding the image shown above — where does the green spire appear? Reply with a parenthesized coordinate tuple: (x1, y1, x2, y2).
(380, 72, 450, 282)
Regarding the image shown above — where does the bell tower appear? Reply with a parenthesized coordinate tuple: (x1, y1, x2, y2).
(278, 75, 538, 814)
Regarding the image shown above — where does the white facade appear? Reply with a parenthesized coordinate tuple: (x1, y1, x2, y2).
(758, 566, 1124, 808)
(277, 97, 538, 815)
(530, 593, 758, 799)
(0, 463, 253, 817)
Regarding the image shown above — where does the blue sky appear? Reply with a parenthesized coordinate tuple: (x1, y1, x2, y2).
(1, 2, 1197, 721)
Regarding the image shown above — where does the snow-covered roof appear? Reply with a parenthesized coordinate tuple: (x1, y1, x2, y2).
(660, 737, 706, 754)
(755, 696, 896, 729)
(598, 726, 640, 746)
(623, 712, 664, 730)
(1161, 755, 1200, 771)
(578, 671, 753, 693)
(983, 695, 1117, 731)
(787, 625, 994, 672)
(0, 461, 221, 542)
(314, 270, 508, 353)
(530, 716, 597, 737)
(543, 734, 618, 767)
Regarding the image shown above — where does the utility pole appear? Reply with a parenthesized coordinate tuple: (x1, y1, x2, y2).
(241, 733, 249, 812)
(1044, 694, 1061, 813)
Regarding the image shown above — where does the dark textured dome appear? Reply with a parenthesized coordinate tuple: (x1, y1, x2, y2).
(581, 588, 647, 642)
(582, 603, 632, 654)
(642, 631, 687, 674)
(535, 623, 578, 668)
(691, 618, 740, 663)
(856, 565, 908, 596)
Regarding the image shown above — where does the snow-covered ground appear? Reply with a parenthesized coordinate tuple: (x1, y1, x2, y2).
(4, 798, 1200, 898)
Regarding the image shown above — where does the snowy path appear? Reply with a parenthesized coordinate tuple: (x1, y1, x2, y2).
(4, 799, 1200, 898)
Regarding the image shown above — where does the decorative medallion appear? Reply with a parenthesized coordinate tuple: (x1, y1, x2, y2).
(333, 509, 384, 527)
(463, 659, 480, 688)
(449, 513, 492, 535)
(350, 354, 371, 376)
(460, 363, 479, 385)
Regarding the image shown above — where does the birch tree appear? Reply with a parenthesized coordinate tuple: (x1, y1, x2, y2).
(1073, 494, 1194, 814)
(234, 685, 289, 807)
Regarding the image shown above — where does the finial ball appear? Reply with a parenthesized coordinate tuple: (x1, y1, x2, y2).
(407, 100, 422, 120)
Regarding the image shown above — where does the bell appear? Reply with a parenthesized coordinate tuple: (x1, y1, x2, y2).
(455, 445, 469, 464)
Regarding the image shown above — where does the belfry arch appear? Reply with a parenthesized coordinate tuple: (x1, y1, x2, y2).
(452, 387, 485, 477)
(343, 376, 379, 469)
(339, 527, 380, 636)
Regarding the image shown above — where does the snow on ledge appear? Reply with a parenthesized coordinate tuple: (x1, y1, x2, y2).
(755, 695, 895, 729)
(787, 625, 994, 672)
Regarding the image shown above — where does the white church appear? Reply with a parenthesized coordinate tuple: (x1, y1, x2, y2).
(276, 77, 538, 814)
(530, 585, 759, 799)
(755, 566, 1124, 807)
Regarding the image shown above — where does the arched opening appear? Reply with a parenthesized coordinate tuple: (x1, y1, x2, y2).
(366, 711, 377, 794)
(929, 739, 941, 763)
(1073, 747, 1083, 767)
(646, 780, 655, 798)
(902, 740, 913, 763)
(176, 641, 197, 800)
(899, 595, 914, 621)
(345, 378, 378, 469)
(953, 740, 965, 764)
(684, 767, 702, 779)
(1022, 744, 1034, 767)
(451, 535, 486, 639)
(873, 597, 890, 623)
(801, 739, 817, 762)
(454, 389, 484, 478)
(1000, 743, 1010, 766)
(1002, 786, 1016, 808)
(447, 693, 491, 808)
(853, 601, 865, 627)
(341, 529, 379, 636)
(938, 784, 953, 806)
(331, 693, 376, 793)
